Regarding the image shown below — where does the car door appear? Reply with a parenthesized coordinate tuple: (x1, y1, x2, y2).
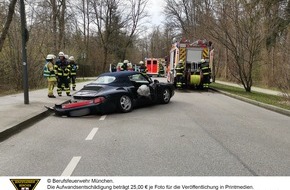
(128, 73, 151, 99)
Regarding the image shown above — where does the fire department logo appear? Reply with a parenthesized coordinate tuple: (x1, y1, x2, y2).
(10, 179, 40, 190)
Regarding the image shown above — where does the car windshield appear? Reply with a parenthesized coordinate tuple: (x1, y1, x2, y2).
(94, 76, 116, 84)
(143, 74, 153, 83)
(129, 73, 152, 83)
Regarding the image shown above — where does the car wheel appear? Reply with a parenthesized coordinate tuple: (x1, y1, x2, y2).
(118, 95, 132, 113)
(160, 88, 171, 104)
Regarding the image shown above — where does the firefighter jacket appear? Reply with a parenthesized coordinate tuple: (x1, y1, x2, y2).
(69, 61, 79, 76)
(139, 65, 147, 73)
(175, 63, 184, 76)
(159, 65, 164, 72)
(121, 63, 128, 71)
(44, 61, 57, 81)
(55, 60, 70, 77)
(201, 62, 211, 76)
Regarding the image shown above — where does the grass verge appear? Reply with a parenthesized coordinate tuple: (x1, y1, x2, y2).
(211, 82, 290, 111)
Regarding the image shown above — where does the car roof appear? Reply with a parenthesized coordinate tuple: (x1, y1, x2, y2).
(99, 71, 140, 77)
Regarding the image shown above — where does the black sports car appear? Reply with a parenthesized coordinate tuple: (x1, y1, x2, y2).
(51, 71, 175, 116)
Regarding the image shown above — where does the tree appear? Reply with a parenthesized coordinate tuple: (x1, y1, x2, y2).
(91, 0, 148, 71)
(58, 0, 66, 50)
(91, 0, 123, 71)
(121, 0, 148, 60)
(164, 0, 213, 39)
(0, 0, 17, 52)
(258, 0, 290, 86)
(207, 1, 265, 92)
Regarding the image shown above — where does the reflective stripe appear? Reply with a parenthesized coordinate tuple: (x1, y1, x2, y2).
(203, 48, 209, 59)
(44, 63, 56, 77)
(180, 48, 186, 61)
(43, 64, 49, 77)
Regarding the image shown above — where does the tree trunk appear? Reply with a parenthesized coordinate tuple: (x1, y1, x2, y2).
(58, 0, 66, 50)
(51, 0, 58, 53)
(0, 0, 17, 52)
(103, 47, 108, 72)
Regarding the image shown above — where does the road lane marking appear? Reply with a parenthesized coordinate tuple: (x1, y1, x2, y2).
(99, 115, 106, 120)
(61, 156, 81, 176)
(85, 128, 99, 141)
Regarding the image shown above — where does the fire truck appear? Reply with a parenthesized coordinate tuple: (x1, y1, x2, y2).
(145, 58, 166, 77)
(167, 39, 213, 89)
(145, 58, 159, 76)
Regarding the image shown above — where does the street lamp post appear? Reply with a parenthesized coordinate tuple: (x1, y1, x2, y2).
(20, 0, 29, 104)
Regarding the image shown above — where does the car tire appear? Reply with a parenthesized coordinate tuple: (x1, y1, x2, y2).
(118, 94, 133, 113)
(160, 88, 171, 104)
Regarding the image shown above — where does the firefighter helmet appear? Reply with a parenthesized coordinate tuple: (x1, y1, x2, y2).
(64, 54, 69, 59)
(58, 52, 65, 57)
(201, 59, 205, 63)
(178, 59, 184, 64)
(124, 60, 129, 64)
(46, 54, 55, 60)
(69, 56, 75, 61)
(139, 61, 144, 65)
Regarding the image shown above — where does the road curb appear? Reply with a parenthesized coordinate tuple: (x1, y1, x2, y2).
(211, 88, 290, 117)
(0, 109, 52, 142)
(0, 81, 93, 142)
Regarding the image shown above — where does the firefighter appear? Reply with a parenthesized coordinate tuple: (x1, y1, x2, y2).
(68, 56, 78, 91)
(44, 54, 57, 98)
(158, 63, 164, 76)
(127, 62, 133, 71)
(121, 60, 129, 71)
(139, 61, 147, 74)
(175, 60, 184, 88)
(111, 64, 117, 72)
(200, 59, 211, 89)
(117, 62, 123, 71)
(55, 52, 71, 96)
(63, 54, 71, 90)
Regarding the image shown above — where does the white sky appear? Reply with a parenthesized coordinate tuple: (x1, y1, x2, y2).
(146, 0, 165, 26)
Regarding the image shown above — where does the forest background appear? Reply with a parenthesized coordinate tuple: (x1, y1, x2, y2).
(0, 0, 290, 95)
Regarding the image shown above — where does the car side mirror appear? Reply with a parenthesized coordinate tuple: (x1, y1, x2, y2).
(154, 79, 159, 84)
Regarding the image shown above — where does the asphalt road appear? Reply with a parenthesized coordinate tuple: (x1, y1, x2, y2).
(0, 89, 290, 176)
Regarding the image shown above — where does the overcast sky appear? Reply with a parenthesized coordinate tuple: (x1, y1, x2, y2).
(146, 0, 165, 26)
